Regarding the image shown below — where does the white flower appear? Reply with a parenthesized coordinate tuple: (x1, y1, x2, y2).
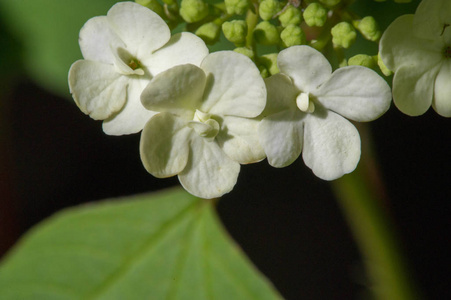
(68, 2, 208, 135)
(139, 51, 266, 198)
(380, 0, 451, 117)
(258, 46, 391, 180)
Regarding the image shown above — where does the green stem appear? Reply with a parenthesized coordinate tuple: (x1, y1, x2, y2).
(245, 4, 258, 50)
(331, 124, 420, 300)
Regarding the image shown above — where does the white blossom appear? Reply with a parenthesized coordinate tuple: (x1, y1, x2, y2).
(380, 0, 451, 117)
(139, 51, 266, 198)
(258, 46, 391, 180)
(68, 2, 208, 135)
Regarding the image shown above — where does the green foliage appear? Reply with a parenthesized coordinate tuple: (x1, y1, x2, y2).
(0, 0, 119, 97)
(0, 188, 283, 299)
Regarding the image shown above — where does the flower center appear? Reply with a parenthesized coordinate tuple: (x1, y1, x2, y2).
(128, 58, 142, 70)
(445, 46, 451, 58)
(114, 47, 145, 75)
(189, 110, 220, 141)
(296, 92, 315, 113)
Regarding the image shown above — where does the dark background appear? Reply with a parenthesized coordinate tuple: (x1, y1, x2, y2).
(2, 76, 451, 300)
(1, 0, 450, 299)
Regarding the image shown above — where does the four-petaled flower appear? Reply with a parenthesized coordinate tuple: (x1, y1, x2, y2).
(258, 46, 391, 180)
(68, 2, 208, 135)
(139, 52, 266, 198)
(380, 0, 451, 117)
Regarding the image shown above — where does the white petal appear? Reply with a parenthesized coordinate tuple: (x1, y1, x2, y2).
(143, 32, 209, 76)
(277, 45, 332, 92)
(199, 51, 266, 118)
(433, 61, 451, 117)
(315, 66, 392, 122)
(68, 60, 127, 120)
(392, 64, 441, 116)
(107, 2, 170, 58)
(380, 15, 443, 72)
(140, 113, 191, 178)
(102, 78, 156, 135)
(263, 73, 298, 115)
(141, 64, 206, 117)
(413, 0, 451, 39)
(215, 116, 265, 164)
(79, 16, 124, 64)
(302, 110, 360, 181)
(258, 110, 304, 168)
(178, 136, 240, 199)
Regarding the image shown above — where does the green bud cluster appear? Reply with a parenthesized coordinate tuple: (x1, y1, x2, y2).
(303, 3, 328, 27)
(259, 0, 280, 21)
(135, 0, 392, 77)
(331, 22, 356, 48)
(225, 0, 249, 15)
(223, 20, 247, 45)
(355, 16, 381, 41)
(180, 0, 209, 23)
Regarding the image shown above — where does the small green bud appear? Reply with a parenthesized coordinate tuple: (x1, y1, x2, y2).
(280, 24, 306, 47)
(260, 53, 279, 75)
(135, 0, 164, 17)
(254, 21, 280, 45)
(356, 16, 381, 41)
(259, 0, 280, 21)
(196, 22, 220, 44)
(331, 22, 356, 48)
(259, 65, 270, 78)
(222, 20, 247, 45)
(303, 3, 328, 27)
(319, 0, 341, 7)
(278, 6, 302, 27)
(234, 47, 255, 60)
(179, 0, 209, 23)
(225, 0, 249, 15)
(377, 53, 393, 76)
(348, 54, 376, 69)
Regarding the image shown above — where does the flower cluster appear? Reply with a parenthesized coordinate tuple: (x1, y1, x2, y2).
(69, 2, 392, 198)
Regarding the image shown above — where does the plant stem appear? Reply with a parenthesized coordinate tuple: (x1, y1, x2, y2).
(331, 124, 420, 300)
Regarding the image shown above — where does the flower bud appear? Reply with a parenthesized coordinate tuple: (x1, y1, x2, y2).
(278, 6, 302, 27)
(259, 0, 280, 21)
(348, 54, 376, 69)
(356, 16, 381, 41)
(254, 21, 280, 45)
(303, 3, 327, 27)
(179, 0, 209, 23)
(135, 0, 164, 17)
(225, 0, 249, 15)
(222, 20, 247, 45)
(196, 22, 220, 44)
(280, 24, 306, 47)
(331, 22, 356, 48)
(377, 53, 393, 76)
(260, 53, 279, 75)
(319, 0, 341, 7)
(234, 47, 255, 60)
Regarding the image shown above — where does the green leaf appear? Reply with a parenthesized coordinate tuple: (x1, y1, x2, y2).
(0, 188, 283, 300)
(0, 0, 119, 97)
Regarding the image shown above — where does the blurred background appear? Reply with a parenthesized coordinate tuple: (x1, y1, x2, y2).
(1, 0, 450, 298)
